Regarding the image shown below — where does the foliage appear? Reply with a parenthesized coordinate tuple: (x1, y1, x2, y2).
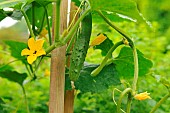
(75, 63, 120, 93)
(0, 0, 169, 113)
(113, 47, 153, 78)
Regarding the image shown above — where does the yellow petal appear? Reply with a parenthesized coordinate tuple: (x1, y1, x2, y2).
(39, 28, 48, 38)
(28, 38, 36, 50)
(35, 39, 45, 51)
(134, 92, 151, 101)
(44, 69, 50, 77)
(90, 34, 107, 46)
(36, 49, 46, 57)
(21, 48, 34, 56)
(27, 55, 37, 64)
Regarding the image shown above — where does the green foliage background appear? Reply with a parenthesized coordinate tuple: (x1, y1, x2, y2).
(0, 0, 170, 113)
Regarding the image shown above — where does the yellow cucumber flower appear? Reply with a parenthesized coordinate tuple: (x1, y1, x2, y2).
(44, 69, 50, 77)
(39, 28, 48, 39)
(90, 33, 107, 46)
(21, 37, 46, 64)
(134, 92, 151, 101)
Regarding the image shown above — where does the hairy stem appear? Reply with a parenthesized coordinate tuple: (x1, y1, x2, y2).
(117, 88, 132, 113)
(21, 86, 30, 113)
(62, 8, 91, 43)
(38, 12, 45, 33)
(126, 92, 133, 113)
(131, 47, 139, 93)
(21, 10, 35, 38)
(98, 10, 139, 113)
(32, 2, 36, 34)
(97, 9, 139, 92)
(150, 93, 170, 113)
(44, 6, 52, 45)
(55, 0, 61, 42)
(97, 10, 134, 47)
(91, 40, 123, 76)
(45, 41, 64, 54)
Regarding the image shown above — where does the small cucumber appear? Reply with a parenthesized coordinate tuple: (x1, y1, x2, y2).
(69, 7, 92, 81)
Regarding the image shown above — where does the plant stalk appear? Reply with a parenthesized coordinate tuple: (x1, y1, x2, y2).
(126, 92, 133, 113)
(21, 10, 35, 38)
(91, 40, 123, 76)
(55, 0, 61, 42)
(150, 93, 170, 113)
(117, 88, 132, 113)
(44, 6, 52, 45)
(97, 10, 139, 113)
(97, 10, 134, 47)
(21, 86, 30, 113)
(62, 8, 91, 44)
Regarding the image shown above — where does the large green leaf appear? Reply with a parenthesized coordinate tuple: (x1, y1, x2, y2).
(0, 70, 27, 86)
(89, 0, 143, 22)
(113, 47, 153, 78)
(75, 63, 120, 93)
(5, 40, 27, 62)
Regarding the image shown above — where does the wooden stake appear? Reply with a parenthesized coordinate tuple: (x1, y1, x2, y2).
(49, 0, 68, 113)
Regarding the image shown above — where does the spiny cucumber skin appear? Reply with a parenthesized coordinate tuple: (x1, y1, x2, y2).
(69, 12, 92, 81)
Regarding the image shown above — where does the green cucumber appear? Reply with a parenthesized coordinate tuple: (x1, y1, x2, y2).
(69, 7, 92, 81)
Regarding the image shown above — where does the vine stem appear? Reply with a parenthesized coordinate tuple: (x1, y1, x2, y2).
(67, 0, 85, 31)
(150, 93, 170, 113)
(55, 0, 61, 42)
(117, 88, 132, 113)
(62, 8, 91, 43)
(32, 2, 36, 34)
(97, 9, 139, 92)
(21, 10, 35, 38)
(97, 10, 134, 47)
(126, 92, 133, 113)
(38, 12, 45, 33)
(21, 85, 30, 113)
(97, 10, 139, 112)
(91, 41, 123, 76)
(44, 6, 52, 45)
(43, 7, 91, 55)
(131, 47, 139, 93)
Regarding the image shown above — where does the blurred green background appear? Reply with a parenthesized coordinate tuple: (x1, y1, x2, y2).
(0, 0, 170, 113)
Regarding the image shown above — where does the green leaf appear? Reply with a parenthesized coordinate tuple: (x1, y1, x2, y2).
(0, 0, 25, 9)
(0, 65, 13, 72)
(0, 70, 27, 86)
(4, 40, 27, 62)
(113, 47, 153, 78)
(89, 0, 143, 22)
(0, 9, 7, 21)
(93, 34, 114, 57)
(75, 63, 120, 93)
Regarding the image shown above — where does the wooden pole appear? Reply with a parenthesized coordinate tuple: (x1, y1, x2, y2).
(64, 2, 78, 113)
(49, 0, 68, 113)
